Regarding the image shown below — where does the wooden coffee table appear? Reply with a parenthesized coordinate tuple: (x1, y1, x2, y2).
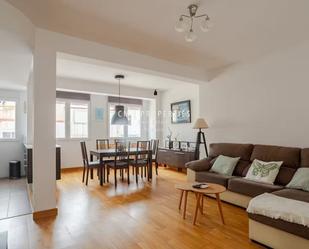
(175, 182, 226, 225)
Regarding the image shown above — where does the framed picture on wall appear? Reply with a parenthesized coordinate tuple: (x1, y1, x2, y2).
(171, 100, 191, 124)
(95, 107, 104, 122)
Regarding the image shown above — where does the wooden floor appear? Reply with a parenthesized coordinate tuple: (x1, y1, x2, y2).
(0, 167, 265, 249)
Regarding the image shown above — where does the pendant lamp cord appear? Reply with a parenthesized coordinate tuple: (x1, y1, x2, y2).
(118, 79, 120, 104)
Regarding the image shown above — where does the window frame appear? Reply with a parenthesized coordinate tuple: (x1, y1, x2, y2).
(0, 97, 18, 142)
(108, 102, 142, 139)
(56, 98, 90, 141)
(56, 100, 66, 140)
(69, 100, 90, 140)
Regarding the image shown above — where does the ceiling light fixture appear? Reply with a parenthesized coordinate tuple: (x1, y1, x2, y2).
(175, 4, 213, 42)
(111, 74, 129, 125)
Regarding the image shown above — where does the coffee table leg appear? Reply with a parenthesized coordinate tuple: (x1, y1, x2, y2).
(183, 191, 188, 219)
(200, 195, 204, 215)
(216, 193, 225, 224)
(193, 193, 201, 225)
(194, 192, 204, 215)
(178, 190, 184, 210)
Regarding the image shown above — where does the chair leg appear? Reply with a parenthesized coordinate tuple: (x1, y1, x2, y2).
(82, 166, 86, 182)
(103, 165, 106, 183)
(127, 167, 130, 185)
(121, 169, 124, 181)
(107, 167, 109, 183)
(114, 169, 117, 188)
(156, 162, 158, 175)
(90, 168, 93, 179)
(144, 165, 147, 177)
(86, 167, 89, 186)
(136, 167, 138, 183)
(98, 166, 102, 186)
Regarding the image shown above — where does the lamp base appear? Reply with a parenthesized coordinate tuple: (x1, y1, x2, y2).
(195, 129, 208, 159)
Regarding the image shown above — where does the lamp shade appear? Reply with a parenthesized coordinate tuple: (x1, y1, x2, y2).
(193, 118, 209, 129)
(111, 105, 129, 125)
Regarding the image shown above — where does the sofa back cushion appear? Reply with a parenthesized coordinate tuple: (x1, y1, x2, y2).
(250, 145, 301, 185)
(209, 143, 254, 177)
(301, 148, 309, 167)
(209, 143, 254, 161)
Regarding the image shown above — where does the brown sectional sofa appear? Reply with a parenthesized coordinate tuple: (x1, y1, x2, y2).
(186, 143, 309, 249)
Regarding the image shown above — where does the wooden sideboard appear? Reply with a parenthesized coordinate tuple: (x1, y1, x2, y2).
(23, 144, 61, 184)
(157, 148, 196, 170)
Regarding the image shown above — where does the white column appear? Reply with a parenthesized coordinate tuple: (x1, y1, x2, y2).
(32, 30, 57, 212)
(26, 73, 33, 144)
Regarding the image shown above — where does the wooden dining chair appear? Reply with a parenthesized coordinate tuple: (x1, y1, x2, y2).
(80, 141, 103, 186)
(132, 141, 151, 183)
(106, 141, 131, 187)
(151, 139, 159, 175)
(96, 139, 110, 150)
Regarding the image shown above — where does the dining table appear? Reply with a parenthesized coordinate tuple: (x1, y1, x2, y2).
(90, 148, 153, 184)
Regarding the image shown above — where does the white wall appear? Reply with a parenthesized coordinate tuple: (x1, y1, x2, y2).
(160, 84, 200, 145)
(0, 89, 27, 178)
(200, 40, 309, 148)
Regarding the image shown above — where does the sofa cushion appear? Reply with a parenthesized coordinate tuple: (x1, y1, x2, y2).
(251, 144, 300, 168)
(272, 189, 309, 203)
(185, 158, 212, 172)
(301, 148, 309, 167)
(210, 155, 240, 176)
(286, 168, 309, 192)
(245, 159, 282, 184)
(228, 177, 283, 197)
(251, 145, 301, 186)
(195, 171, 233, 187)
(209, 143, 254, 161)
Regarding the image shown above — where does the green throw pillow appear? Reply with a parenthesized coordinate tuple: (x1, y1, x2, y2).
(210, 155, 240, 176)
(245, 159, 282, 184)
(287, 168, 309, 192)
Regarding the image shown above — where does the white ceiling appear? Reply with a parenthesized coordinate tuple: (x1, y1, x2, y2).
(57, 54, 194, 91)
(7, 0, 309, 73)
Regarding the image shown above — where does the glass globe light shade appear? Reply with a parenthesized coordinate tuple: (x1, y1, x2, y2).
(175, 17, 185, 32)
(185, 29, 197, 42)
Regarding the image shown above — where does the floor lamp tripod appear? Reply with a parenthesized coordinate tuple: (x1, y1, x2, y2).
(193, 118, 209, 160)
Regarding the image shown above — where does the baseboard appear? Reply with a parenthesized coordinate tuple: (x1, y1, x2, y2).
(33, 208, 58, 220)
(61, 166, 83, 172)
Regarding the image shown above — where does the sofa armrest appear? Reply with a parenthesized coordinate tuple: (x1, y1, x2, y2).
(185, 158, 212, 172)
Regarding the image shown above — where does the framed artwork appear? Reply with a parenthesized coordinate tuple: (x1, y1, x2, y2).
(171, 100, 191, 124)
(95, 107, 104, 121)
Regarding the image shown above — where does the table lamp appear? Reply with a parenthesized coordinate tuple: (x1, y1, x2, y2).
(193, 118, 209, 159)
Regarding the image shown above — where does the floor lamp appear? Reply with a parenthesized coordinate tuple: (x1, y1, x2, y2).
(193, 118, 209, 159)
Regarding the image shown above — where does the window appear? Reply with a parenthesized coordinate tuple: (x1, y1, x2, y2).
(70, 103, 89, 138)
(56, 102, 66, 139)
(128, 106, 141, 138)
(109, 103, 141, 138)
(0, 100, 16, 139)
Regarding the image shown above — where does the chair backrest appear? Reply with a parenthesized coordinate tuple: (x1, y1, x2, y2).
(137, 141, 151, 160)
(80, 141, 89, 167)
(115, 141, 130, 162)
(96, 139, 109, 150)
(151, 139, 159, 159)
